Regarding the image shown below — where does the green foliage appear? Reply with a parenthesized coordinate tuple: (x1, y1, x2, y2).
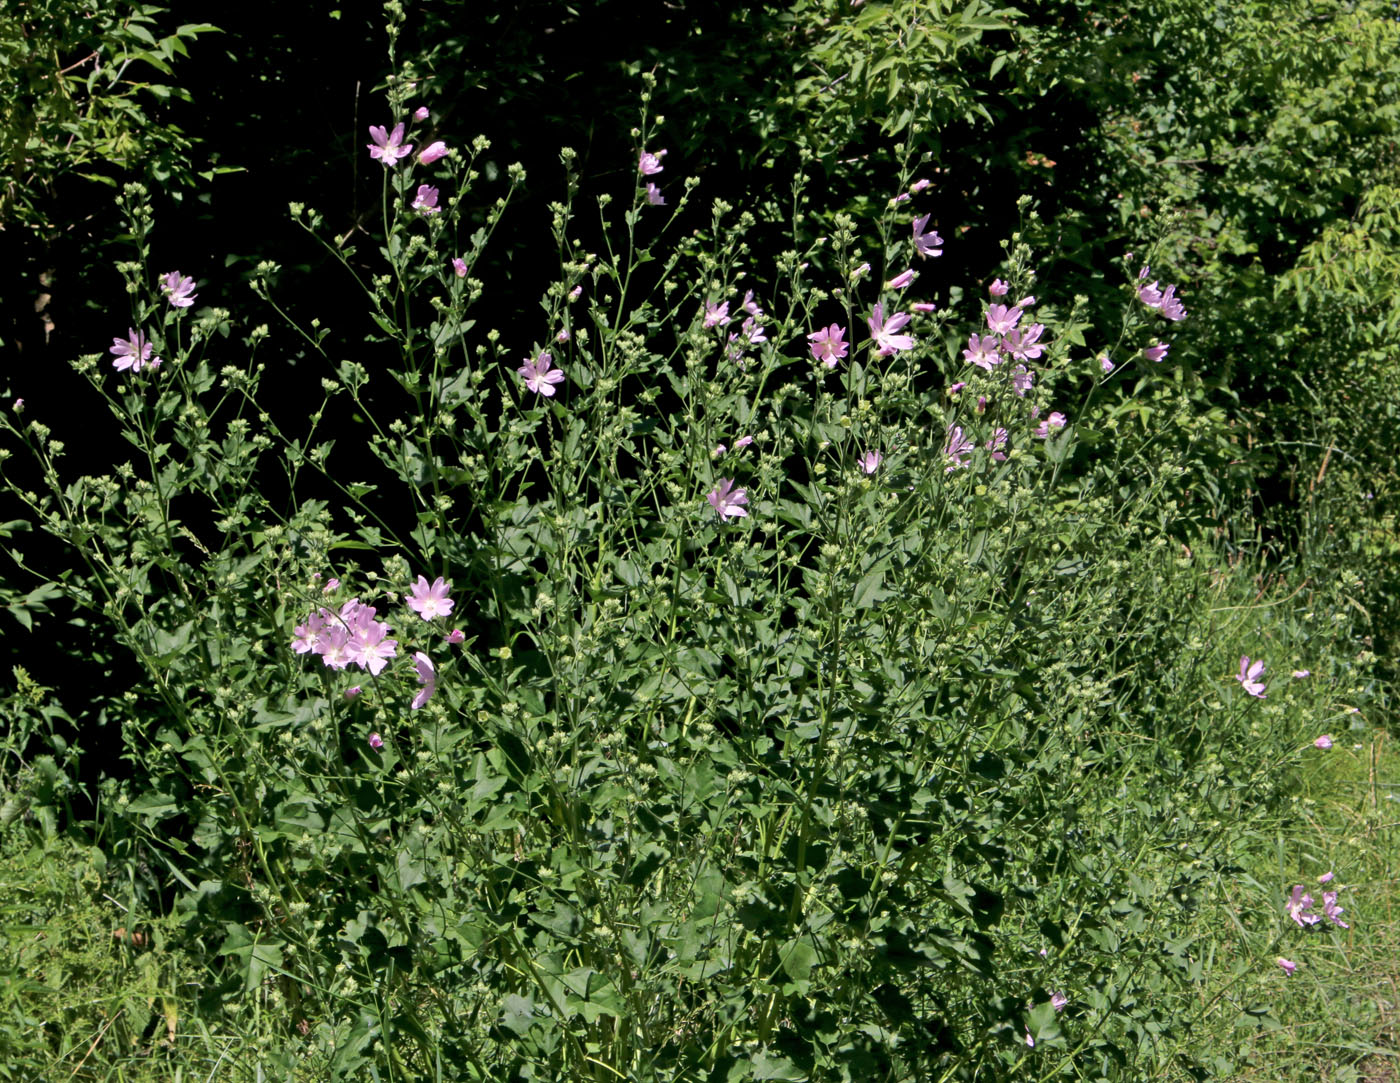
(0, 1, 217, 233)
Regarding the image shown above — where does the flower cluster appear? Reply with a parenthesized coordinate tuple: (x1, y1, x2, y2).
(1138, 267, 1187, 321)
(1287, 881, 1349, 929)
(292, 598, 398, 675)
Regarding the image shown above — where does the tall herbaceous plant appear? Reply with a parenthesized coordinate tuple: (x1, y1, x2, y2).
(0, 35, 1328, 1083)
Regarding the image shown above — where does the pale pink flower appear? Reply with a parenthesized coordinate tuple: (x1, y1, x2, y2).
(323, 577, 341, 593)
(1012, 365, 1034, 397)
(110, 328, 161, 373)
(411, 652, 436, 709)
(808, 323, 848, 367)
(1051, 993, 1068, 1012)
(707, 478, 749, 521)
(413, 106, 430, 121)
(291, 611, 328, 655)
(1025, 1027, 1035, 1048)
(368, 122, 413, 165)
(911, 301, 937, 313)
(451, 257, 467, 277)
(343, 600, 398, 676)
(859, 450, 882, 474)
(318, 625, 354, 670)
(368, 731, 384, 749)
(412, 185, 441, 214)
(1288, 885, 1320, 927)
(986, 304, 1022, 335)
(517, 351, 566, 396)
(741, 317, 766, 345)
(1139, 280, 1186, 321)
(568, 285, 583, 301)
(912, 214, 943, 259)
(1003, 324, 1045, 362)
(891, 192, 910, 205)
(407, 575, 455, 620)
(886, 268, 917, 290)
(1322, 891, 1349, 928)
(944, 425, 975, 471)
(645, 182, 665, 206)
(703, 301, 731, 328)
(867, 303, 914, 356)
(852, 261, 871, 279)
(1277, 957, 1296, 977)
(1034, 412, 1067, 438)
(909, 178, 931, 193)
(1100, 354, 1115, 374)
(419, 141, 449, 165)
(1314, 734, 1333, 750)
(1143, 342, 1170, 363)
(963, 333, 1001, 371)
(741, 291, 763, 318)
(445, 628, 465, 644)
(734, 435, 754, 450)
(1236, 655, 1267, 698)
(556, 328, 570, 342)
(638, 149, 667, 175)
(988, 278, 1009, 296)
(1318, 871, 1335, 883)
(1292, 669, 1311, 678)
(986, 428, 1008, 461)
(346, 686, 362, 699)
(1016, 295, 1036, 308)
(948, 381, 966, 396)
(160, 271, 197, 308)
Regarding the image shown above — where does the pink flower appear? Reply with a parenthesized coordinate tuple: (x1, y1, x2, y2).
(343, 600, 398, 676)
(638, 149, 667, 175)
(1025, 1027, 1035, 1048)
(1288, 885, 1320, 927)
(963, 333, 1001, 371)
(1314, 734, 1333, 750)
(411, 652, 436, 709)
(944, 425, 975, 471)
(1139, 280, 1187, 321)
(568, 285, 582, 302)
(1292, 669, 1311, 678)
(741, 316, 766, 345)
(912, 301, 937, 313)
(645, 183, 665, 206)
(517, 351, 566, 396)
(413, 106, 430, 121)
(948, 381, 966, 397)
(418, 141, 449, 165)
(741, 291, 763, 318)
(1016, 295, 1036, 308)
(368, 122, 413, 165)
(445, 628, 465, 644)
(859, 450, 882, 474)
(1277, 957, 1296, 977)
(1236, 655, 1267, 698)
(368, 732, 384, 749)
(703, 301, 731, 328)
(110, 328, 161, 372)
(734, 434, 754, 450)
(886, 268, 917, 290)
(707, 478, 748, 521)
(989, 278, 1009, 296)
(1003, 324, 1045, 362)
(1051, 993, 1068, 1012)
(986, 428, 1008, 461)
(852, 261, 871, 279)
(556, 328, 570, 342)
(1012, 365, 1034, 397)
(160, 271, 197, 308)
(323, 577, 341, 593)
(1034, 412, 1066, 438)
(1318, 871, 1335, 883)
(1100, 354, 1115, 374)
(1143, 342, 1170, 363)
(912, 214, 943, 259)
(291, 611, 328, 655)
(451, 257, 467, 277)
(808, 323, 848, 367)
(909, 178, 930, 193)
(867, 303, 914, 356)
(407, 575, 455, 620)
(412, 185, 441, 214)
(986, 304, 1022, 335)
(1322, 891, 1349, 928)
(346, 686, 362, 699)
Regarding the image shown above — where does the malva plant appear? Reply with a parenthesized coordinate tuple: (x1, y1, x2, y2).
(0, 70, 1378, 1083)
